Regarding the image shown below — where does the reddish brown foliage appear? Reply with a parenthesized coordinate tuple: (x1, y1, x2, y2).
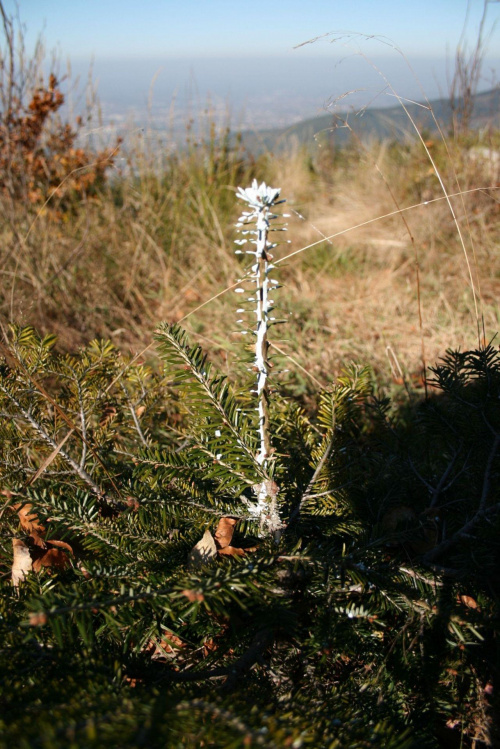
(0, 73, 120, 207)
(11, 501, 73, 580)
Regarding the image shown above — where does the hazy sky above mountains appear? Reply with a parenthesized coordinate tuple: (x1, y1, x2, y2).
(11, 0, 500, 59)
(4, 1, 500, 128)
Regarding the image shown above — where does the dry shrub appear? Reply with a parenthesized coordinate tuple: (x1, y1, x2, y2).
(0, 2, 121, 213)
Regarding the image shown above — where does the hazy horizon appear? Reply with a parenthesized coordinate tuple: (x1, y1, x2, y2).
(6, 1, 499, 139)
(62, 52, 499, 137)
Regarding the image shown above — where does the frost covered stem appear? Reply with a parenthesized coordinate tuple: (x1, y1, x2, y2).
(235, 180, 286, 536)
(254, 205, 272, 467)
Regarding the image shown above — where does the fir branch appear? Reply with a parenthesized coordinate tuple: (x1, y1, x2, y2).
(288, 439, 334, 525)
(174, 700, 278, 747)
(155, 323, 261, 475)
(422, 429, 500, 563)
(147, 629, 272, 688)
(76, 381, 87, 470)
(0, 383, 104, 497)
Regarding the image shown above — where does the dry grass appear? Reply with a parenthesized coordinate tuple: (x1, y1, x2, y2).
(0, 116, 499, 395)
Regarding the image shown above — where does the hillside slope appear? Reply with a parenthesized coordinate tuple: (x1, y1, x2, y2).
(240, 87, 500, 152)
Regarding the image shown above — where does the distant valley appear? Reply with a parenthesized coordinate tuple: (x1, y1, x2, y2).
(237, 87, 500, 154)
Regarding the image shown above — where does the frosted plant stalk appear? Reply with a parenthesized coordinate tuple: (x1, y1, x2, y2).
(235, 180, 287, 534)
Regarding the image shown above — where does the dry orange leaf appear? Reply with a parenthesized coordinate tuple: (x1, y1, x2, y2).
(203, 637, 217, 657)
(218, 545, 246, 557)
(16, 502, 46, 536)
(32, 546, 71, 572)
(29, 612, 48, 627)
(458, 594, 478, 610)
(156, 632, 186, 654)
(218, 545, 258, 557)
(214, 516, 238, 549)
(45, 538, 73, 553)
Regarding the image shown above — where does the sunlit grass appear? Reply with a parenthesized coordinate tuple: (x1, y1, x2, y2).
(1, 104, 498, 397)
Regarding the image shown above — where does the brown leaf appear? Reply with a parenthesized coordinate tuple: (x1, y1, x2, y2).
(214, 516, 238, 549)
(181, 589, 205, 602)
(32, 547, 71, 572)
(12, 538, 33, 587)
(100, 404, 117, 427)
(203, 637, 217, 657)
(28, 530, 47, 549)
(126, 496, 140, 511)
(155, 632, 186, 655)
(16, 502, 46, 536)
(46, 538, 73, 553)
(188, 528, 217, 567)
(78, 562, 91, 579)
(458, 594, 478, 610)
(29, 612, 48, 626)
(218, 545, 247, 557)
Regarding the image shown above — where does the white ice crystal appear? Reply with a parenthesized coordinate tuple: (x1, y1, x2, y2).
(236, 179, 281, 209)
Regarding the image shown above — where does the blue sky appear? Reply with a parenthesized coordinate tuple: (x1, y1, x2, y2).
(4, 1, 499, 128)
(7, 0, 500, 60)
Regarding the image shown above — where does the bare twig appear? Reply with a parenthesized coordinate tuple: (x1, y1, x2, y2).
(27, 428, 74, 486)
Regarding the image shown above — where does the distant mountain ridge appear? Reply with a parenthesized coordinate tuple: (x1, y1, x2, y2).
(239, 87, 500, 153)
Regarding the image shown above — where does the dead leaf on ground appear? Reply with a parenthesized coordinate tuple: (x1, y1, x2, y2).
(458, 594, 478, 610)
(100, 404, 117, 427)
(218, 545, 257, 557)
(214, 516, 238, 549)
(12, 538, 33, 587)
(32, 545, 72, 572)
(126, 496, 141, 511)
(15, 502, 46, 537)
(148, 631, 186, 658)
(160, 632, 185, 652)
(203, 637, 217, 657)
(188, 528, 217, 567)
(29, 612, 48, 627)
